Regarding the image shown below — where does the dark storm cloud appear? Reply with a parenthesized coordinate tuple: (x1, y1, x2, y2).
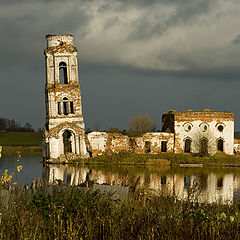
(128, 17, 167, 41)
(0, 1, 91, 65)
(165, 0, 212, 25)
(128, 0, 212, 41)
(0, 0, 240, 130)
(232, 34, 240, 44)
(103, 17, 120, 30)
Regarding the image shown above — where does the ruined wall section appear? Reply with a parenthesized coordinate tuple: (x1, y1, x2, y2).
(87, 132, 108, 156)
(87, 132, 133, 156)
(234, 139, 240, 154)
(105, 133, 133, 154)
(171, 111, 234, 155)
(134, 132, 174, 154)
(87, 132, 174, 156)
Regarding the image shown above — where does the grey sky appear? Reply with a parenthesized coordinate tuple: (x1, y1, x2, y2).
(1, 0, 240, 130)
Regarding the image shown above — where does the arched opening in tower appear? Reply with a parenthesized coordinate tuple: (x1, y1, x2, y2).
(63, 130, 72, 153)
(59, 62, 68, 84)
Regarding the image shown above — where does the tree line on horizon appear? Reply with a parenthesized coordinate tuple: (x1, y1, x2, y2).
(0, 117, 35, 132)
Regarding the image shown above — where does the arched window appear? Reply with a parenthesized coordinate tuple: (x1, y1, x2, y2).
(63, 130, 72, 153)
(63, 97, 69, 115)
(184, 139, 191, 153)
(57, 98, 74, 115)
(217, 139, 224, 152)
(59, 62, 68, 84)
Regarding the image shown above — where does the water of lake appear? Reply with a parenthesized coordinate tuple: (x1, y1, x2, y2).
(1, 152, 240, 204)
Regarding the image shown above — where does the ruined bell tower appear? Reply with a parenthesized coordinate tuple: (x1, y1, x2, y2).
(43, 34, 88, 160)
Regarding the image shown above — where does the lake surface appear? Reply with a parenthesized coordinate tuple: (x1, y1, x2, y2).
(1, 152, 240, 204)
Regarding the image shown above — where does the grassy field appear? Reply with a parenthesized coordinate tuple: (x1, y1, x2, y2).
(0, 132, 42, 146)
(1, 186, 240, 239)
(83, 152, 240, 166)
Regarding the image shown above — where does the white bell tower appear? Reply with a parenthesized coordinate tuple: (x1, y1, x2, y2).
(43, 34, 88, 160)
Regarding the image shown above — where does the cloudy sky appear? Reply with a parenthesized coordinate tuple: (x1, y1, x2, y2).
(1, 0, 240, 131)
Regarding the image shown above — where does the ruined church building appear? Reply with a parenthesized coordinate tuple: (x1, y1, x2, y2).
(42, 35, 239, 162)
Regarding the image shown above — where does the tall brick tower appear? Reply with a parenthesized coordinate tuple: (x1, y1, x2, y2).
(43, 34, 88, 160)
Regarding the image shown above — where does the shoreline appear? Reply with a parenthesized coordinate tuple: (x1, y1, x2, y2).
(3, 147, 240, 167)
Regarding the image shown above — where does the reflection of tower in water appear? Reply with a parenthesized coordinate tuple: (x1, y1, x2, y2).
(42, 165, 240, 204)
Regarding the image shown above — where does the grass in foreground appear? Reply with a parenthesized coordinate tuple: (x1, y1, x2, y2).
(83, 152, 240, 165)
(1, 186, 240, 239)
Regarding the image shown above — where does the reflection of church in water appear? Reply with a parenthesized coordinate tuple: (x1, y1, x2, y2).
(43, 164, 240, 204)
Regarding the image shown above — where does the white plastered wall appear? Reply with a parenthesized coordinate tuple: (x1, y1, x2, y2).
(174, 120, 234, 155)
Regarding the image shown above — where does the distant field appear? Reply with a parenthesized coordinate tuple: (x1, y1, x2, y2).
(0, 132, 42, 146)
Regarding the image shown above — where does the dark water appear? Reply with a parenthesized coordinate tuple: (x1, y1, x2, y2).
(0, 152, 42, 185)
(1, 152, 240, 204)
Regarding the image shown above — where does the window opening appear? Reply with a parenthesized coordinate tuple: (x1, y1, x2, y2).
(218, 125, 224, 132)
(63, 98, 69, 115)
(161, 141, 167, 152)
(58, 102, 61, 114)
(202, 125, 208, 132)
(145, 141, 151, 153)
(184, 139, 191, 153)
(70, 101, 74, 114)
(185, 124, 192, 132)
(59, 62, 68, 84)
(217, 139, 224, 152)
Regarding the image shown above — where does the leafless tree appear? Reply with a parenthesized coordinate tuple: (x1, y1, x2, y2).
(129, 114, 154, 136)
(194, 130, 215, 156)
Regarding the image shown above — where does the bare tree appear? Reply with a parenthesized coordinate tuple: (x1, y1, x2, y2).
(194, 130, 215, 156)
(129, 114, 154, 136)
(108, 127, 121, 133)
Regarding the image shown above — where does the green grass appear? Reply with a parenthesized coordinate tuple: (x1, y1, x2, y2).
(0, 132, 42, 146)
(1, 186, 240, 239)
(83, 152, 240, 166)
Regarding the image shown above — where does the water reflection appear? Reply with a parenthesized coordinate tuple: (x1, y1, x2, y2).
(0, 152, 42, 185)
(43, 164, 240, 204)
(2, 152, 240, 204)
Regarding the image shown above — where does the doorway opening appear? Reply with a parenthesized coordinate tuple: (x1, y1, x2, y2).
(63, 130, 72, 153)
